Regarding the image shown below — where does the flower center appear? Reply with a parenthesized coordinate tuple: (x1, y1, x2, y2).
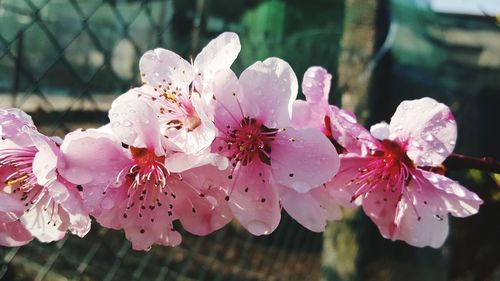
(350, 139, 415, 202)
(0, 146, 38, 193)
(114, 147, 173, 219)
(220, 117, 277, 166)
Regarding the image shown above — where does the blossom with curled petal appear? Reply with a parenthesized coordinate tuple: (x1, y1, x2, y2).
(60, 94, 232, 251)
(0, 108, 90, 246)
(324, 98, 483, 248)
(209, 59, 340, 235)
(134, 32, 241, 154)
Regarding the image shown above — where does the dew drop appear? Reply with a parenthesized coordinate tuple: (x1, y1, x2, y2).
(123, 120, 133, 127)
(425, 134, 434, 142)
(112, 121, 120, 128)
(450, 140, 456, 146)
(111, 113, 119, 118)
(247, 220, 272, 235)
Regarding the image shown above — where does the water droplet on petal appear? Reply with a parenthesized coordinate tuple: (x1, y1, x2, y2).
(123, 120, 133, 127)
(425, 134, 434, 142)
(450, 140, 456, 146)
(111, 113, 119, 118)
(246, 220, 272, 235)
(112, 121, 120, 128)
(154, 72, 160, 77)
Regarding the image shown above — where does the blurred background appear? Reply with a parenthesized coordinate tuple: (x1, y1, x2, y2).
(0, 0, 499, 280)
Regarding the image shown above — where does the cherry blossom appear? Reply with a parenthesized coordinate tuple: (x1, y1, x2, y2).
(0, 109, 90, 246)
(325, 98, 483, 248)
(135, 32, 241, 154)
(210, 59, 340, 234)
(60, 94, 232, 250)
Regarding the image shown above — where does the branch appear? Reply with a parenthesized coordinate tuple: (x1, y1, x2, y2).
(443, 153, 500, 174)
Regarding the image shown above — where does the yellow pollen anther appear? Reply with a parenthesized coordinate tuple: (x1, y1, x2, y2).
(6, 175, 28, 186)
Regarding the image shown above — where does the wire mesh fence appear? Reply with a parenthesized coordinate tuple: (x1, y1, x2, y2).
(0, 0, 349, 280)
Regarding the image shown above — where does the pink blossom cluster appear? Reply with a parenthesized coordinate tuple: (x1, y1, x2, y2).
(0, 33, 482, 250)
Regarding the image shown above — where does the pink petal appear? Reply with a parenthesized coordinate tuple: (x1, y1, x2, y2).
(165, 149, 228, 173)
(139, 48, 194, 94)
(0, 222, 32, 246)
(325, 156, 373, 208)
(51, 181, 91, 238)
(302, 66, 331, 104)
(109, 89, 163, 154)
(194, 32, 241, 91)
(0, 108, 37, 146)
(163, 93, 217, 154)
(370, 121, 390, 140)
(239, 58, 298, 128)
(393, 196, 449, 248)
(25, 129, 60, 187)
(271, 127, 339, 193)
(60, 129, 132, 185)
(211, 68, 245, 129)
(412, 169, 482, 218)
(328, 106, 379, 154)
(173, 167, 233, 235)
(279, 185, 337, 232)
(361, 185, 402, 240)
(290, 100, 313, 128)
(310, 186, 343, 221)
(20, 192, 67, 243)
(389, 97, 457, 166)
(226, 162, 281, 235)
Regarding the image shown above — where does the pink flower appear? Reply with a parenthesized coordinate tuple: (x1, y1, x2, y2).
(210, 59, 340, 234)
(0, 109, 90, 246)
(60, 94, 232, 251)
(326, 98, 483, 248)
(135, 32, 241, 154)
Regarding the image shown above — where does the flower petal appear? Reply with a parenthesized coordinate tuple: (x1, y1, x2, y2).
(0, 222, 32, 246)
(393, 197, 449, 248)
(280, 185, 333, 232)
(328, 106, 379, 154)
(239, 57, 298, 128)
(194, 32, 241, 91)
(271, 127, 339, 193)
(389, 97, 457, 166)
(412, 169, 482, 218)
(60, 129, 131, 186)
(325, 156, 373, 208)
(109, 89, 163, 154)
(302, 66, 331, 104)
(173, 166, 233, 235)
(20, 192, 67, 243)
(290, 100, 313, 128)
(226, 162, 281, 235)
(139, 48, 194, 94)
(211, 68, 245, 129)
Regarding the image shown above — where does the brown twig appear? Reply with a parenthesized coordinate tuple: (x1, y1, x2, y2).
(443, 153, 500, 174)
